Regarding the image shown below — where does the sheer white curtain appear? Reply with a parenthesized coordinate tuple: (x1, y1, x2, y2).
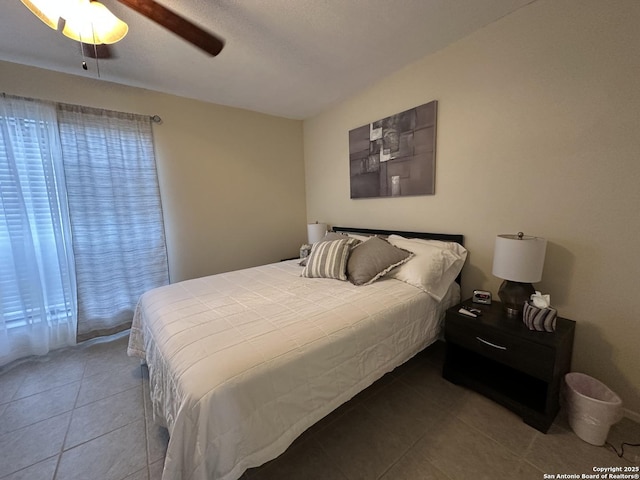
(56, 104, 169, 342)
(0, 95, 77, 366)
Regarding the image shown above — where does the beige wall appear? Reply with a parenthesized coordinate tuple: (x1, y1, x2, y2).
(303, 0, 640, 416)
(0, 60, 307, 282)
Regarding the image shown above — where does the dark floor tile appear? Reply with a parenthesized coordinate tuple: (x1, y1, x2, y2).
(421, 340, 447, 365)
(315, 404, 412, 480)
(252, 438, 348, 480)
(413, 414, 527, 480)
(397, 358, 471, 412)
(291, 394, 359, 446)
(361, 377, 446, 445)
(380, 444, 450, 480)
(525, 423, 633, 474)
(608, 417, 640, 464)
(453, 390, 538, 456)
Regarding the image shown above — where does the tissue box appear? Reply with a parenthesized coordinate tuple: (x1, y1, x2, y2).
(523, 301, 557, 332)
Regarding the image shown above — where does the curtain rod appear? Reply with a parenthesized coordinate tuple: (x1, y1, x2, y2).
(2, 92, 162, 125)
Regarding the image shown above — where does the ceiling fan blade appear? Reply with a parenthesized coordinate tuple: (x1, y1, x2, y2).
(116, 0, 225, 56)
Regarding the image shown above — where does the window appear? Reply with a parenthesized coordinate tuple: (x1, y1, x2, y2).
(1, 95, 168, 365)
(0, 97, 76, 364)
(0, 118, 73, 327)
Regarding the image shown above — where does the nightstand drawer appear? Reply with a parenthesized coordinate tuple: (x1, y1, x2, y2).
(446, 319, 555, 381)
(443, 299, 575, 433)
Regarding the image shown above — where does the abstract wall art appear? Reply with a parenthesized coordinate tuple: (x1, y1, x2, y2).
(349, 100, 437, 198)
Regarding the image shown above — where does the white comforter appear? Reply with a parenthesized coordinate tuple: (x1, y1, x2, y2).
(128, 260, 459, 480)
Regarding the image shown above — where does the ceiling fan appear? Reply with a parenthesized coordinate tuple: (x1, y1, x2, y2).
(115, 0, 224, 56)
(21, 0, 225, 57)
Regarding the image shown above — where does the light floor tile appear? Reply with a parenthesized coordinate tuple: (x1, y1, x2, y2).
(142, 374, 169, 465)
(75, 363, 143, 407)
(146, 420, 170, 466)
(65, 384, 143, 449)
(82, 336, 140, 379)
(148, 460, 164, 480)
(0, 413, 70, 477)
(0, 381, 79, 435)
(123, 467, 149, 480)
(13, 353, 86, 400)
(0, 368, 26, 405)
(56, 419, 147, 480)
(0, 456, 58, 480)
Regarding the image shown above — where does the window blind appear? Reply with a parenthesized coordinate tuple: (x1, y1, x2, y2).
(0, 97, 76, 365)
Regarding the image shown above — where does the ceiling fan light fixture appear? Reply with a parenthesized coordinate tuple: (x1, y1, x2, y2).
(22, 0, 223, 56)
(20, 0, 62, 29)
(62, 1, 128, 45)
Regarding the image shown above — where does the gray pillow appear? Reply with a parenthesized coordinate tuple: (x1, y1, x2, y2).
(301, 239, 352, 280)
(347, 236, 414, 286)
(320, 232, 350, 242)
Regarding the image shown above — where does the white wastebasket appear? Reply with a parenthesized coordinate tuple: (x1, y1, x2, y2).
(564, 372, 623, 446)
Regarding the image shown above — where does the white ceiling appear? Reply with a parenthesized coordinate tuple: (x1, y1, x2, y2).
(0, 0, 535, 119)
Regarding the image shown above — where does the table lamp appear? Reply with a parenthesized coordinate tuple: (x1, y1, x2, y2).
(492, 232, 547, 319)
(307, 222, 327, 244)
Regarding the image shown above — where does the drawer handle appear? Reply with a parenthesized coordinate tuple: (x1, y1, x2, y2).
(476, 336, 507, 350)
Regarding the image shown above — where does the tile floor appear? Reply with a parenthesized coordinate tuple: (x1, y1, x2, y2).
(1, 335, 638, 480)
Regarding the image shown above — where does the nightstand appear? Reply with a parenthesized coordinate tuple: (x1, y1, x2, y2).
(442, 299, 575, 433)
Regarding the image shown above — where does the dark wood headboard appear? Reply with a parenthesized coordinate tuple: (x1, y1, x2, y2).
(332, 226, 465, 285)
(332, 226, 464, 247)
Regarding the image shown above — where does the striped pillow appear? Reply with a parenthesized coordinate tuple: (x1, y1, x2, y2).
(301, 239, 351, 280)
(299, 233, 360, 266)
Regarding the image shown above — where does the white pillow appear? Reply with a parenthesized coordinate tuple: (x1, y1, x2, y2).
(387, 234, 467, 257)
(347, 233, 372, 243)
(387, 235, 467, 301)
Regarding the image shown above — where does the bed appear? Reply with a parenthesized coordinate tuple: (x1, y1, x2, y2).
(127, 227, 466, 480)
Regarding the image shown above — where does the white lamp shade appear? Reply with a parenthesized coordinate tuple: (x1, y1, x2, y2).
(492, 234, 547, 283)
(21, 0, 128, 44)
(21, 0, 62, 29)
(62, 1, 128, 44)
(307, 223, 327, 244)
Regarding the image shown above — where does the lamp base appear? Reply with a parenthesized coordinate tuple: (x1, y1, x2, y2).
(497, 280, 535, 319)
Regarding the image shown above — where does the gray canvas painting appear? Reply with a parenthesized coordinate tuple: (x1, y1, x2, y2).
(349, 101, 437, 198)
